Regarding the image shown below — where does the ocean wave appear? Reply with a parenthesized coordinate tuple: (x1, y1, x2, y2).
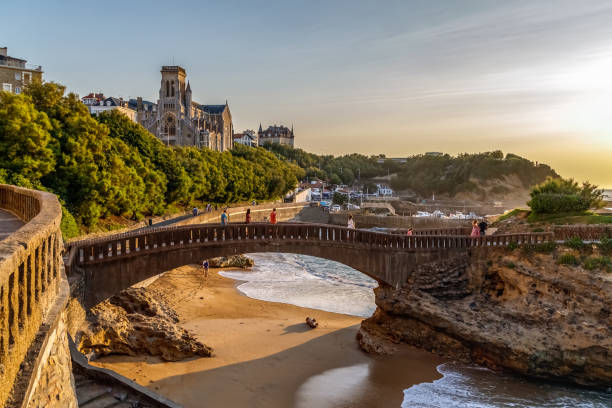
(402, 363, 612, 408)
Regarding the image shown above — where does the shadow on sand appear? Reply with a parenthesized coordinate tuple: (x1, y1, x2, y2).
(101, 325, 442, 408)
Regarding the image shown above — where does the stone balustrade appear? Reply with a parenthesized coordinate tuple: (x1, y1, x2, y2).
(68, 223, 552, 266)
(551, 225, 612, 241)
(0, 185, 63, 407)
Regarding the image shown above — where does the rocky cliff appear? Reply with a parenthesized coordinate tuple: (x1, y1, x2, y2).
(77, 287, 212, 361)
(359, 246, 612, 386)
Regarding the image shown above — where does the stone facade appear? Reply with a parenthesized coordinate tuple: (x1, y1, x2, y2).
(257, 124, 294, 147)
(134, 66, 233, 151)
(0, 47, 43, 95)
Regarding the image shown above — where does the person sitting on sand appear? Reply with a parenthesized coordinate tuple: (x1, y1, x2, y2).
(470, 220, 480, 237)
(202, 259, 209, 277)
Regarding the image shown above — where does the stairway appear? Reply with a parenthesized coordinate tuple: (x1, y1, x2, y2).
(74, 372, 134, 407)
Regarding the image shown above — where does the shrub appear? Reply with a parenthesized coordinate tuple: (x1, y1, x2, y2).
(60, 205, 80, 240)
(599, 237, 612, 255)
(583, 256, 611, 271)
(564, 237, 585, 251)
(559, 253, 579, 266)
(528, 193, 591, 214)
(522, 242, 557, 254)
(527, 177, 603, 214)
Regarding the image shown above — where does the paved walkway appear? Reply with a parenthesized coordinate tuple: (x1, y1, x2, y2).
(0, 209, 25, 241)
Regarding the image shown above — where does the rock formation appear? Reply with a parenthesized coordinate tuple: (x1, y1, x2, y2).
(359, 246, 612, 386)
(208, 254, 254, 268)
(77, 287, 212, 361)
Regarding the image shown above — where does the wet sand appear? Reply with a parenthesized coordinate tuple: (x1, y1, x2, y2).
(92, 265, 443, 408)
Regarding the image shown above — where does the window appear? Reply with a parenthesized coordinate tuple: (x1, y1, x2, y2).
(164, 115, 176, 136)
(171, 81, 175, 97)
(23, 72, 31, 83)
(15, 87, 21, 94)
(166, 80, 170, 97)
(15, 72, 21, 80)
(2, 83, 11, 92)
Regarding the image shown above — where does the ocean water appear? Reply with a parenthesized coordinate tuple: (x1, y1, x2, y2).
(219, 253, 377, 317)
(221, 253, 612, 407)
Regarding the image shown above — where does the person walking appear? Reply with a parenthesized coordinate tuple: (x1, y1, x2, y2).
(221, 209, 229, 225)
(470, 220, 480, 237)
(192, 207, 198, 217)
(202, 259, 209, 277)
(245, 208, 251, 224)
(478, 219, 488, 237)
(347, 214, 355, 229)
(406, 227, 413, 236)
(270, 208, 277, 224)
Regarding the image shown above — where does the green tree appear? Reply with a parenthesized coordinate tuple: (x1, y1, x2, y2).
(0, 91, 55, 187)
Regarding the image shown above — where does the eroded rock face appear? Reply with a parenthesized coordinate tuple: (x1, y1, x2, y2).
(77, 287, 212, 361)
(359, 248, 612, 386)
(208, 254, 254, 268)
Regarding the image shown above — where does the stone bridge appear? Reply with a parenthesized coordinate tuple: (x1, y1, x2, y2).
(64, 223, 552, 308)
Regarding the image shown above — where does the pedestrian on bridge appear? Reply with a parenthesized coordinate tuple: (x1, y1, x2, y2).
(347, 215, 355, 229)
(202, 259, 209, 277)
(221, 209, 229, 225)
(192, 207, 198, 217)
(406, 227, 413, 236)
(245, 208, 251, 224)
(270, 208, 277, 224)
(478, 219, 488, 237)
(470, 220, 480, 237)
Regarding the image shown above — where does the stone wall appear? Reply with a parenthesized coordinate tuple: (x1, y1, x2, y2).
(23, 292, 77, 408)
(0, 184, 72, 407)
(329, 213, 472, 229)
(175, 202, 312, 226)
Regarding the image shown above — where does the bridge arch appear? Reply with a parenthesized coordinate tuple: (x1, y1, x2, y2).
(65, 223, 552, 308)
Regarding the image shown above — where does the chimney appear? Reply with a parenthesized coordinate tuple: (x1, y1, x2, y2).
(0, 47, 7, 57)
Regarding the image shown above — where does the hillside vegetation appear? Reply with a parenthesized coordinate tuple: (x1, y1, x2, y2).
(266, 145, 558, 200)
(0, 84, 302, 237)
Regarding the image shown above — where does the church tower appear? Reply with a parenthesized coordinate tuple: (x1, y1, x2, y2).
(158, 66, 186, 145)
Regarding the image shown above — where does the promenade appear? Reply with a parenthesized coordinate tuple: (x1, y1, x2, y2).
(0, 208, 24, 240)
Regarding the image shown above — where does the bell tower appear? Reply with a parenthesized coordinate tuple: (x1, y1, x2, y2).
(158, 66, 186, 145)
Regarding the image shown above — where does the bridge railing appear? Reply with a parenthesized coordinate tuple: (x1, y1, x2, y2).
(0, 185, 63, 406)
(67, 223, 553, 265)
(412, 227, 473, 236)
(551, 225, 612, 241)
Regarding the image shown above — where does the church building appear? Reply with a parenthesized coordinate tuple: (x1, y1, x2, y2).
(134, 66, 233, 151)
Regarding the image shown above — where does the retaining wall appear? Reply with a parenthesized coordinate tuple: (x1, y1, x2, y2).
(0, 184, 75, 408)
(329, 213, 472, 229)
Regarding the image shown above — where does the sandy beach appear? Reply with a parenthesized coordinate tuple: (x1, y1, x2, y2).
(91, 265, 443, 408)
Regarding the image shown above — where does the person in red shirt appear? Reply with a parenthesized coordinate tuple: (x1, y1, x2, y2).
(270, 208, 277, 224)
(245, 208, 251, 224)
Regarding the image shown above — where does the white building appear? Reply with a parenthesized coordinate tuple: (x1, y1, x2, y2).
(83, 95, 137, 123)
(233, 130, 258, 147)
(376, 184, 394, 196)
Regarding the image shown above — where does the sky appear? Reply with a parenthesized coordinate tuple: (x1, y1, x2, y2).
(2, 0, 611, 187)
